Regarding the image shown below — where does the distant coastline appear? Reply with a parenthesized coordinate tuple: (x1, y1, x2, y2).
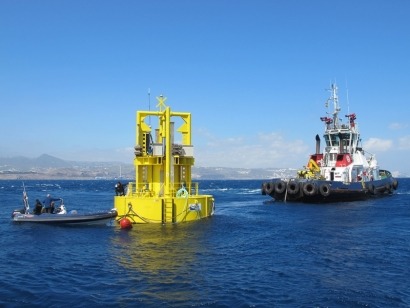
(0, 154, 296, 180)
(1, 154, 406, 180)
(0, 166, 296, 180)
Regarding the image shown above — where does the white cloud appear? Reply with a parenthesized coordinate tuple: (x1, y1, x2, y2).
(195, 132, 310, 168)
(389, 122, 408, 130)
(363, 138, 393, 152)
(398, 136, 410, 150)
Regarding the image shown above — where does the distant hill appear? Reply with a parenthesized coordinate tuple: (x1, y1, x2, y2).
(0, 154, 129, 180)
(0, 154, 296, 180)
(0, 154, 71, 169)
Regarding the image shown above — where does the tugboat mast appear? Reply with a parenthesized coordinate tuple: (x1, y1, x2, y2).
(326, 83, 341, 129)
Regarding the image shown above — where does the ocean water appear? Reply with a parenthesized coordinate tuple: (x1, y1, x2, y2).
(1, 179, 409, 307)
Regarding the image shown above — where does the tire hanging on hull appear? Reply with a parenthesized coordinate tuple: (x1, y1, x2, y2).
(265, 182, 275, 194)
(287, 181, 300, 195)
(274, 181, 287, 194)
(368, 183, 375, 195)
(385, 183, 393, 194)
(392, 179, 399, 190)
(319, 183, 330, 197)
(303, 182, 317, 196)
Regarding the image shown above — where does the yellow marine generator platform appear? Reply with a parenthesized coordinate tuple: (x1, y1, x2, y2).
(114, 95, 215, 224)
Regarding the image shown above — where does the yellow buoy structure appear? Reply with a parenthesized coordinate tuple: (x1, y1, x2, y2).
(114, 95, 215, 224)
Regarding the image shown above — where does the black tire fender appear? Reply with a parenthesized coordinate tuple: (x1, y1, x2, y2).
(274, 181, 286, 194)
(287, 181, 300, 195)
(303, 182, 317, 196)
(392, 179, 398, 190)
(319, 183, 330, 197)
(368, 183, 375, 195)
(261, 183, 267, 195)
(265, 182, 275, 194)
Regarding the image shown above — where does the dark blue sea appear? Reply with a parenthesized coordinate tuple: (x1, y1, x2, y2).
(1, 179, 409, 307)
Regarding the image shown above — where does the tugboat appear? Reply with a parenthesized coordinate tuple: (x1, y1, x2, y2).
(262, 84, 398, 203)
(114, 95, 215, 223)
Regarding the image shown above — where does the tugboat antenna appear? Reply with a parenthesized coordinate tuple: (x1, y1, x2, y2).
(345, 79, 350, 115)
(325, 83, 341, 128)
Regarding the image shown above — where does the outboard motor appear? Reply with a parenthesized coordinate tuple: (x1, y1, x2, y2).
(55, 204, 67, 215)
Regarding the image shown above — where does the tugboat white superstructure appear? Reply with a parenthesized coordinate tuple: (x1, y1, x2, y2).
(262, 84, 398, 203)
(114, 95, 215, 223)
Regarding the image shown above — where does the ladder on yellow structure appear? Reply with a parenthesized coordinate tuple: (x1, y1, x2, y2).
(163, 199, 174, 223)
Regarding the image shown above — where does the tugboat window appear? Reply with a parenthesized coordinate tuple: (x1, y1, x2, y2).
(328, 134, 340, 146)
(324, 135, 330, 146)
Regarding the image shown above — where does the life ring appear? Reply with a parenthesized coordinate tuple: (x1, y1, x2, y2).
(265, 182, 274, 194)
(319, 183, 330, 197)
(274, 181, 286, 194)
(287, 181, 299, 195)
(303, 182, 317, 196)
(176, 187, 189, 198)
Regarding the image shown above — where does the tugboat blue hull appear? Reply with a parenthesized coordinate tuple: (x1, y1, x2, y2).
(262, 176, 398, 203)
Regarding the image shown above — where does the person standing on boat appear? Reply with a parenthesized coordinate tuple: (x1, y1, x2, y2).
(42, 194, 61, 214)
(115, 182, 125, 196)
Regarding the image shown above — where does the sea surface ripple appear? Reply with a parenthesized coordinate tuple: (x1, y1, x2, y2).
(1, 179, 409, 307)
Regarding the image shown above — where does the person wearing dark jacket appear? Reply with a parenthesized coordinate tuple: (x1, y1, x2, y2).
(115, 182, 125, 196)
(33, 199, 43, 215)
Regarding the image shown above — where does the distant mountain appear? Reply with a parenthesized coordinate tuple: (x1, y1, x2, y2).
(35, 154, 72, 168)
(0, 154, 71, 169)
(0, 154, 129, 179)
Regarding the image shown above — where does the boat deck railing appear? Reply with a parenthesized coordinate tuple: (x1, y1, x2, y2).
(124, 182, 202, 198)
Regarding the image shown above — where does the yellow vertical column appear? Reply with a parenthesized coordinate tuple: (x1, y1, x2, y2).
(164, 106, 172, 197)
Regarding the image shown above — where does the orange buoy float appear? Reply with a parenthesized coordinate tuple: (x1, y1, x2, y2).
(120, 217, 132, 229)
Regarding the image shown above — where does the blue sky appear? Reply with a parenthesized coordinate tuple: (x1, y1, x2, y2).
(1, 0, 410, 175)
